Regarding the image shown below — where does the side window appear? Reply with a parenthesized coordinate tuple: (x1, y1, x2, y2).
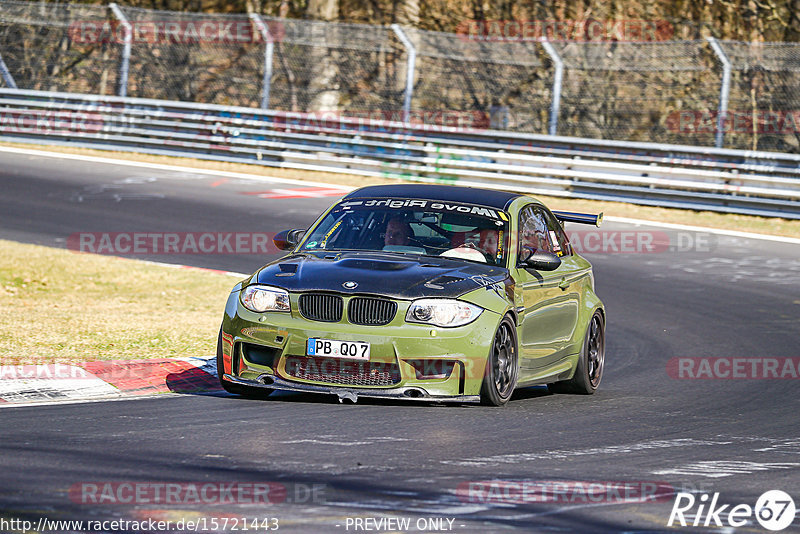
(518, 205, 553, 255)
(543, 209, 572, 257)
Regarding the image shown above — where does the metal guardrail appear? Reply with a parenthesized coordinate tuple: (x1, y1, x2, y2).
(4, 2, 800, 151)
(1, 88, 799, 219)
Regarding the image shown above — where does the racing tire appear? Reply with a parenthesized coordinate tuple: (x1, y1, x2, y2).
(480, 316, 519, 406)
(548, 311, 605, 395)
(216, 327, 273, 398)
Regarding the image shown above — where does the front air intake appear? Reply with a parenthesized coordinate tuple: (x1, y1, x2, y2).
(348, 297, 397, 326)
(298, 293, 343, 322)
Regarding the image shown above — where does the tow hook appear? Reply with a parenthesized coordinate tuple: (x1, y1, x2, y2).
(337, 391, 358, 403)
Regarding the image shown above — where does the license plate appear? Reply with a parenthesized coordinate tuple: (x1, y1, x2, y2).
(306, 338, 370, 360)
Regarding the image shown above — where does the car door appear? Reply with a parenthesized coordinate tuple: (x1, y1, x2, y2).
(515, 205, 582, 374)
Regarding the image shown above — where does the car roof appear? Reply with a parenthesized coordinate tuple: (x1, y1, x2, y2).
(343, 184, 522, 210)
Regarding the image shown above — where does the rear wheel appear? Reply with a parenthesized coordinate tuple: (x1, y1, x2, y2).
(548, 311, 605, 395)
(480, 316, 519, 406)
(216, 327, 273, 398)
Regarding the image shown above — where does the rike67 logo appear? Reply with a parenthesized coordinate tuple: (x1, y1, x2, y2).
(668, 490, 796, 531)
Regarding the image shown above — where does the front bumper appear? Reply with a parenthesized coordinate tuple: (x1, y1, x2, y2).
(219, 290, 501, 400)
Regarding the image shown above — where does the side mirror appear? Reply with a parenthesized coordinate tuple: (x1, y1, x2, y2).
(518, 248, 561, 271)
(273, 229, 305, 251)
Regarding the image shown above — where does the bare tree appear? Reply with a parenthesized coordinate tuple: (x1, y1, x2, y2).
(394, 0, 419, 26)
(306, 0, 340, 111)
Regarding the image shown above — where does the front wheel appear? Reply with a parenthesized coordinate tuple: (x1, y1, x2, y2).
(480, 316, 519, 406)
(549, 311, 605, 395)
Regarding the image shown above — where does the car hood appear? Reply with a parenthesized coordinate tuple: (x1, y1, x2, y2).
(254, 251, 509, 299)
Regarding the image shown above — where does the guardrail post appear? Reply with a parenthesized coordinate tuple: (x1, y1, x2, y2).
(391, 24, 416, 124)
(541, 40, 563, 136)
(109, 3, 132, 97)
(707, 37, 731, 149)
(249, 13, 274, 110)
(0, 51, 17, 89)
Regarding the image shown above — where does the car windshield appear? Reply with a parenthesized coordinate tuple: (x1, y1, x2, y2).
(299, 198, 510, 267)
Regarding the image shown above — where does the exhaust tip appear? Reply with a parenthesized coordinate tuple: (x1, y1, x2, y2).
(404, 389, 424, 398)
(260, 376, 274, 386)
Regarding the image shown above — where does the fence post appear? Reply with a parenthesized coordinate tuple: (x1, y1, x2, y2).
(249, 13, 274, 110)
(391, 24, 416, 124)
(109, 3, 131, 97)
(541, 40, 563, 136)
(0, 51, 17, 89)
(707, 37, 731, 149)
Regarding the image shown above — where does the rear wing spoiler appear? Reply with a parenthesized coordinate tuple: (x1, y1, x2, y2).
(552, 210, 603, 227)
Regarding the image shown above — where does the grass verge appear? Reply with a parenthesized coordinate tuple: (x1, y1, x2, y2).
(0, 239, 236, 363)
(3, 141, 800, 238)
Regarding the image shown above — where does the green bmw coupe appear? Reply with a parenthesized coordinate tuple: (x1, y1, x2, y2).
(217, 184, 605, 406)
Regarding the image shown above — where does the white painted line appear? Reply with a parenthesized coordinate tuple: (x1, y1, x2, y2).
(605, 216, 800, 245)
(653, 460, 800, 478)
(443, 438, 731, 467)
(0, 392, 184, 409)
(0, 374, 121, 403)
(4, 143, 798, 245)
(0, 145, 355, 191)
(180, 356, 218, 376)
(140, 258, 248, 278)
(0, 357, 219, 408)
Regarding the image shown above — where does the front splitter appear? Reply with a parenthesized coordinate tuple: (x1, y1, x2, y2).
(223, 374, 480, 404)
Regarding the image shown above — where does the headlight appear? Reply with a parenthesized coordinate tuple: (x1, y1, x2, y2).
(406, 299, 483, 328)
(240, 285, 290, 313)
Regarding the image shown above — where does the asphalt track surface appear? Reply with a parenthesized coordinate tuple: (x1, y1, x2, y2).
(1, 149, 799, 533)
